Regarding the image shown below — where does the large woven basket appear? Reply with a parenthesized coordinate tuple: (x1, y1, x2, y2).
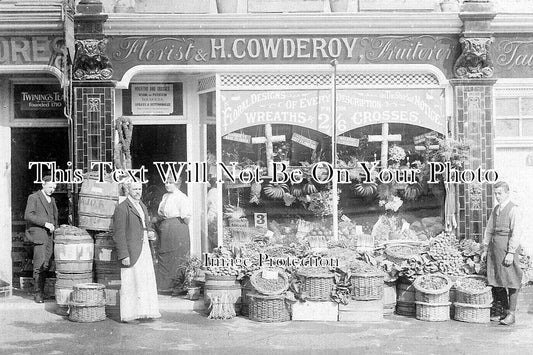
(68, 303, 106, 323)
(297, 269, 335, 301)
(250, 269, 289, 296)
(455, 275, 492, 305)
(248, 293, 291, 323)
(350, 272, 384, 301)
(453, 302, 491, 323)
(413, 274, 452, 304)
(415, 301, 450, 322)
(71, 283, 106, 305)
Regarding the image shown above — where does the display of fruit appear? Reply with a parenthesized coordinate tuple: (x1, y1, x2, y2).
(307, 226, 333, 237)
(353, 181, 378, 197)
(425, 232, 464, 276)
(249, 181, 262, 204)
(457, 277, 488, 292)
(303, 182, 318, 195)
(290, 184, 304, 197)
(417, 275, 449, 291)
(403, 182, 423, 200)
(263, 183, 289, 199)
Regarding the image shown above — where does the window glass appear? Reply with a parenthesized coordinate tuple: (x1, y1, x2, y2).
(522, 119, 533, 136)
(495, 119, 520, 137)
(495, 98, 519, 117)
(521, 98, 533, 116)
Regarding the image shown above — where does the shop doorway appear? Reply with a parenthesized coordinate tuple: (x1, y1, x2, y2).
(131, 124, 187, 219)
(11, 128, 69, 225)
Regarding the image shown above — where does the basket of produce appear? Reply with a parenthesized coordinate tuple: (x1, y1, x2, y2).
(413, 274, 452, 304)
(248, 292, 291, 323)
(68, 301, 106, 323)
(415, 301, 450, 322)
(384, 244, 422, 265)
(453, 302, 491, 323)
(228, 217, 249, 227)
(297, 268, 335, 301)
(455, 275, 492, 305)
(228, 227, 268, 244)
(350, 262, 384, 301)
(70, 283, 106, 305)
(250, 268, 290, 296)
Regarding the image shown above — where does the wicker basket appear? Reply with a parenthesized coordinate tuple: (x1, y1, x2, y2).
(413, 274, 452, 304)
(455, 275, 492, 305)
(68, 302, 106, 323)
(228, 227, 267, 244)
(384, 244, 421, 265)
(297, 270, 335, 301)
(71, 283, 106, 305)
(351, 272, 384, 301)
(415, 301, 450, 322)
(250, 269, 289, 296)
(453, 302, 491, 323)
(248, 293, 291, 322)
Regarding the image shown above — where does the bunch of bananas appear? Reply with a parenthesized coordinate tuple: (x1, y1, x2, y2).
(353, 181, 378, 197)
(403, 182, 423, 201)
(263, 183, 289, 199)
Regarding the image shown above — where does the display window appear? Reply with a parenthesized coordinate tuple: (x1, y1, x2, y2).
(216, 81, 455, 251)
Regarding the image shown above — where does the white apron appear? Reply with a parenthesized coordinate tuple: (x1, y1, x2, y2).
(120, 232, 161, 322)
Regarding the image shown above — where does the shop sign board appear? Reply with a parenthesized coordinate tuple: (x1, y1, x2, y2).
(14, 84, 64, 119)
(108, 35, 459, 79)
(493, 35, 533, 78)
(131, 83, 173, 115)
(0, 36, 62, 65)
(221, 88, 446, 135)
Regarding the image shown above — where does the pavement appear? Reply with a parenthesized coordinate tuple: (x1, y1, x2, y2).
(1, 289, 533, 355)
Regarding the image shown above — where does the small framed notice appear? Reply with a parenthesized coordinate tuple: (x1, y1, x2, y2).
(254, 213, 268, 229)
(122, 82, 183, 116)
(131, 83, 173, 115)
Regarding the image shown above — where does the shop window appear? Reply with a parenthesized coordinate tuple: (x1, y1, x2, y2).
(495, 96, 533, 138)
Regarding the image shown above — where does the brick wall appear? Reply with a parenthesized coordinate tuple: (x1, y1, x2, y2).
(452, 79, 496, 241)
(73, 86, 114, 173)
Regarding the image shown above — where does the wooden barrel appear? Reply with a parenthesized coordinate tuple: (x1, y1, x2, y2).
(204, 274, 242, 314)
(94, 232, 121, 273)
(241, 276, 255, 317)
(94, 231, 121, 319)
(396, 278, 416, 316)
(54, 225, 94, 274)
(383, 280, 397, 315)
(78, 174, 119, 231)
(55, 272, 93, 306)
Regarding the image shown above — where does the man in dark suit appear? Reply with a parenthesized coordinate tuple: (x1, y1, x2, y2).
(24, 176, 58, 303)
(113, 182, 160, 322)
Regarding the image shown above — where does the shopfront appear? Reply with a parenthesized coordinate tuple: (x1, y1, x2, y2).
(0, 1, 73, 289)
(82, 24, 464, 256)
(65, 0, 528, 260)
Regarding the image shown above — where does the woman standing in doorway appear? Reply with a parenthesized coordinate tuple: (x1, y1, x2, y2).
(155, 176, 192, 293)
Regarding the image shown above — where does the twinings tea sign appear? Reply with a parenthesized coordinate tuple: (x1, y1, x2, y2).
(14, 84, 64, 118)
(21, 91, 62, 110)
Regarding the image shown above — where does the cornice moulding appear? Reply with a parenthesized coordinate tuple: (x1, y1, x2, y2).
(104, 13, 463, 36)
(492, 14, 533, 33)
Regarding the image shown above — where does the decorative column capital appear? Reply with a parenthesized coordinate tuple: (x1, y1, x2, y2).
(453, 37, 494, 79)
(73, 39, 113, 80)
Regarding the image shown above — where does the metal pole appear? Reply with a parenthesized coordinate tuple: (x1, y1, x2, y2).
(331, 59, 338, 242)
